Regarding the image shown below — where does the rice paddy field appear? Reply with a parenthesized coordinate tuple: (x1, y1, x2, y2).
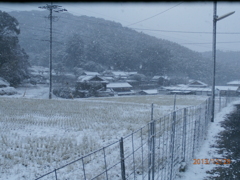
(0, 94, 208, 179)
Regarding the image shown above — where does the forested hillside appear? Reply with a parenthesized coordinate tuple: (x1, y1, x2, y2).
(202, 50, 240, 85)
(9, 10, 215, 84)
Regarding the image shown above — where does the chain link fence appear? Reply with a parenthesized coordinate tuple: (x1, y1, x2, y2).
(35, 94, 239, 180)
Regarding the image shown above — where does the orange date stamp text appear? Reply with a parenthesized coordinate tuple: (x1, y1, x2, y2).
(193, 158, 231, 165)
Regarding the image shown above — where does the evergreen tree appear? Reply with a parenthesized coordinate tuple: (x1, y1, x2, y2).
(0, 10, 30, 86)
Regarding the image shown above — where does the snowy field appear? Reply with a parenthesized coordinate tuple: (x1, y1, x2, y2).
(0, 84, 222, 179)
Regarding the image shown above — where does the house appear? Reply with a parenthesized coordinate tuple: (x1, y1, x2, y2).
(226, 80, 240, 87)
(138, 89, 158, 95)
(102, 76, 114, 82)
(103, 70, 127, 77)
(28, 66, 51, 85)
(77, 75, 108, 84)
(111, 71, 128, 80)
(127, 72, 138, 76)
(107, 82, 135, 96)
(188, 80, 208, 88)
(81, 71, 100, 76)
(76, 75, 108, 90)
(215, 86, 239, 96)
(163, 84, 211, 95)
(102, 70, 130, 81)
(151, 75, 170, 86)
(107, 82, 132, 92)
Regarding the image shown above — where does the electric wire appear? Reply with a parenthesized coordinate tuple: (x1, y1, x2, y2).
(131, 28, 240, 35)
(126, 2, 183, 27)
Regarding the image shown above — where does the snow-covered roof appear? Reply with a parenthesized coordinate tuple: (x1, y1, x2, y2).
(78, 76, 93, 82)
(215, 86, 239, 91)
(227, 80, 240, 86)
(0, 77, 9, 87)
(152, 76, 170, 80)
(188, 80, 208, 87)
(83, 71, 100, 76)
(127, 72, 138, 75)
(112, 71, 128, 76)
(139, 89, 158, 94)
(77, 75, 107, 83)
(164, 86, 211, 92)
(107, 82, 132, 88)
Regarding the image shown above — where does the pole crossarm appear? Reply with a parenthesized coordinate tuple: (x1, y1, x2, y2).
(216, 11, 235, 21)
(38, 4, 67, 12)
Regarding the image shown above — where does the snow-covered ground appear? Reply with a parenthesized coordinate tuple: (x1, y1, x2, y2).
(176, 100, 239, 180)
(0, 83, 238, 179)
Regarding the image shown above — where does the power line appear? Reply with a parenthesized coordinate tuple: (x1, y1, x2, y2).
(182, 41, 240, 45)
(126, 2, 182, 27)
(131, 27, 240, 35)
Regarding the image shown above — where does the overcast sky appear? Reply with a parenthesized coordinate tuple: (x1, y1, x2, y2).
(0, 2, 239, 53)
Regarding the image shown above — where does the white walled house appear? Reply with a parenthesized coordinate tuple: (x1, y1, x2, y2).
(107, 82, 135, 96)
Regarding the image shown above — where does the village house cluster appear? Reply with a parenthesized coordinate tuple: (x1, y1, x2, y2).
(18, 66, 240, 98)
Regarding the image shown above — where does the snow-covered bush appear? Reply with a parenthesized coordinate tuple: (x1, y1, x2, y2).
(0, 87, 17, 95)
(0, 77, 17, 95)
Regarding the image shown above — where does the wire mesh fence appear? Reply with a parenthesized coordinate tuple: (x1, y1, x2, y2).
(33, 94, 238, 180)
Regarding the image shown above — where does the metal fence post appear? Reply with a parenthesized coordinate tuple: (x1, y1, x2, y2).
(54, 169, 57, 180)
(182, 108, 187, 162)
(208, 97, 211, 122)
(103, 147, 109, 180)
(192, 108, 201, 158)
(169, 111, 176, 180)
(227, 89, 230, 105)
(204, 99, 209, 138)
(173, 94, 177, 111)
(197, 109, 201, 149)
(148, 123, 152, 180)
(219, 94, 221, 112)
(151, 103, 154, 121)
(120, 137, 126, 180)
(82, 158, 86, 180)
(148, 103, 154, 180)
(151, 120, 155, 180)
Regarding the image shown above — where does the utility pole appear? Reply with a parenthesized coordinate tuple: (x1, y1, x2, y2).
(39, 3, 67, 99)
(211, 1, 234, 122)
(211, 1, 217, 122)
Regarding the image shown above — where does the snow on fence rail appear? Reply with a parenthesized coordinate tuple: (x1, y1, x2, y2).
(32, 95, 238, 180)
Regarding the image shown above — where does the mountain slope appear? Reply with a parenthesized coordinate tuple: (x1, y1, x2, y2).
(9, 10, 213, 83)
